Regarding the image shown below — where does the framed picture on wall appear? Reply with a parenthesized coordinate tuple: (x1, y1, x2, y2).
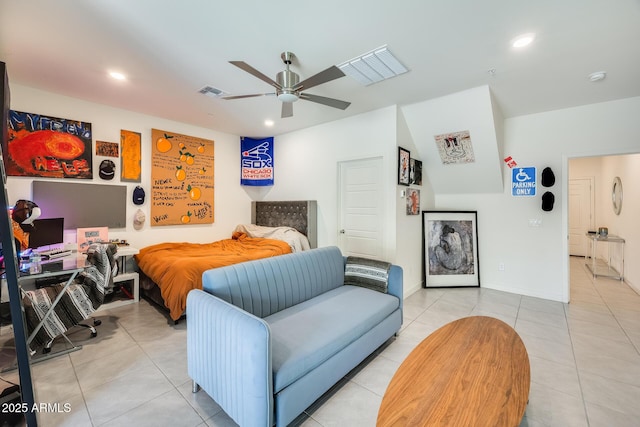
(398, 146, 410, 186)
(422, 210, 479, 288)
(410, 158, 422, 185)
(406, 188, 420, 215)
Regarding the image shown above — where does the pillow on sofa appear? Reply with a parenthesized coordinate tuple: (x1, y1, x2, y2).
(344, 256, 391, 293)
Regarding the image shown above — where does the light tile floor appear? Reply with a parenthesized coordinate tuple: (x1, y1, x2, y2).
(1, 256, 639, 426)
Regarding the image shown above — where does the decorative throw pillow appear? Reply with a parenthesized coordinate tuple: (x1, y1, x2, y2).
(344, 256, 391, 293)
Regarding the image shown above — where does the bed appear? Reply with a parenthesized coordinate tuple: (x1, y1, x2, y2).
(136, 201, 317, 321)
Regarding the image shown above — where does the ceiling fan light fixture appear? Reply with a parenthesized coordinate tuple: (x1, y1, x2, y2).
(277, 91, 299, 103)
(338, 45, 408, 86)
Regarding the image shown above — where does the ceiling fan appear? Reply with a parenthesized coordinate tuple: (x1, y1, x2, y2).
(223, 52, 351, 118)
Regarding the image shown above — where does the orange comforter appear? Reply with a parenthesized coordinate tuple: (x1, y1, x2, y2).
(135, 232, 291, 320)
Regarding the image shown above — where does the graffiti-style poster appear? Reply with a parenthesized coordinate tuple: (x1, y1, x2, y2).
(151, 129, 214, 226)
(241, 137, 274, 186)
(434, 130, 475, 164)
(5, 110, 92, 178)
(121, 129, 141, 182)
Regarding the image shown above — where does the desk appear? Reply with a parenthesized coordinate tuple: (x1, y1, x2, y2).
(17, 259, 88, 360)
(21, 266, 84, 349)
(377, 316, 530, 427)
(4, 249, 140, 308)
(585, 233, 625, 280)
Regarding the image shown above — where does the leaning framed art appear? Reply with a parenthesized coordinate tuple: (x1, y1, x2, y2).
(422, 210, 479, 288)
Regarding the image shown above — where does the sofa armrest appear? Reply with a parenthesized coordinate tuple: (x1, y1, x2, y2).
(388, 265, 403, 320)
(187, 289, 273, 427)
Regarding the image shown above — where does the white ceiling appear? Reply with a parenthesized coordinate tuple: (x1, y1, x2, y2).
(1, 0, 639, 138)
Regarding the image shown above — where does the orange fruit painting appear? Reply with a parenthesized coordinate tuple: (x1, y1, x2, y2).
(187, 185, 201, 200)
(156, 136, 172, 153)
(151, 128, 214, 226)
(175, 166, 186, 181)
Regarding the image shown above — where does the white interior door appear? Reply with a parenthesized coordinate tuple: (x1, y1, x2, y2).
(568, 178, 594, 256)
(338, 157, 384, 259)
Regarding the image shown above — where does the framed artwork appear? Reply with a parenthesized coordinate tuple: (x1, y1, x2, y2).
(398, 146, 410, 186)
(422, 210, 479, 288)
(406, 188, 420, 215)
(5, 110, 93, 178)
(121, 129, 142, 182)
(410, 158, 422, 185)
(151, 128, 214, 226)
(96, 140, 119, 157)
(76, 227, 109, 253)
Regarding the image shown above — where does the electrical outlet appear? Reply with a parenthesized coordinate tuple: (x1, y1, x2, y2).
(498, 263, 505, 271)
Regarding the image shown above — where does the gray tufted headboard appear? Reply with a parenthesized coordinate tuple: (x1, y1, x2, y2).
(251, 200, 317, 249)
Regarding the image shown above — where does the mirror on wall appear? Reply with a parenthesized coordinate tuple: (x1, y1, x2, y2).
(612, 176, 623, 215)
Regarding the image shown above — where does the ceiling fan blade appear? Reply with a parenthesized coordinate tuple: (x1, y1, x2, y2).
(293, 65, 345, 91)
(281, 102, 293, 118)
(222, 93, 274, 100)
(299, 93, 351, 110)
(229, 61, 281, 89)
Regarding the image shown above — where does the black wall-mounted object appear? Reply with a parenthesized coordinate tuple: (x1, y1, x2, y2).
(542, 191, 555, 211)
(541, 167, 555, 187)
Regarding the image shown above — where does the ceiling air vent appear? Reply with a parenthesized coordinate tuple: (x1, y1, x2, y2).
(198, 85, 228, 98)
(338, 45, 408, 86)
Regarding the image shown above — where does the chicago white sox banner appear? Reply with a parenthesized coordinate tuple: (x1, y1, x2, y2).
(241, 137, 274, 186)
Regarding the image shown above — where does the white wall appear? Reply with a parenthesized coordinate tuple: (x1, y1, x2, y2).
(438, 97, 640, 302)
(598, 155, 639, 290)
(253, 107, 400, 251)
(396, 108, 436, 295)
(7, 84, 249, 249)
(9, 83, 639, 303)
(243, 105, 430, 297)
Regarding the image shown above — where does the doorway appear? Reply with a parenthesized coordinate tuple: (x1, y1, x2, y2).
(568, 177, 594, 257)
(566, 152, 639, 302)
(337, 157, 385, 259)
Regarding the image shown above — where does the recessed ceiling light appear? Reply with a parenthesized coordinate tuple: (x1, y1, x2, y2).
(511, 33, 535, 48)
(264, 120, 274, 127)
(588, 71, 606, 82)
(108, 71, 126, 81)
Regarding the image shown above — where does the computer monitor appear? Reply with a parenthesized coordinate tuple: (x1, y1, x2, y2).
(28, 218, 64, 250)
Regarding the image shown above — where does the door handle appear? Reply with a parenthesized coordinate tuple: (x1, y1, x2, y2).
(339, 229, 345, 234)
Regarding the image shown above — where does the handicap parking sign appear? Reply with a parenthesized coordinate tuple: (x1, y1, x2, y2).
(512, 167, 536, 197)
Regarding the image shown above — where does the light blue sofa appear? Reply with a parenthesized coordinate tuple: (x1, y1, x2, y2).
(187, 246, 403, 427)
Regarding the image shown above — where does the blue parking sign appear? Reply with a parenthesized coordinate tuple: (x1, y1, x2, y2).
(512, 167, 536, 197)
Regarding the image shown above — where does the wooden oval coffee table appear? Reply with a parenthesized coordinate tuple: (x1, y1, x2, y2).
(377, 316, 530, 427)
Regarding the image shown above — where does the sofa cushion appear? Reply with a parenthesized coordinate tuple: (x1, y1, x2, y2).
(265, 285, 399, 393)
(202, 246, 345, 318)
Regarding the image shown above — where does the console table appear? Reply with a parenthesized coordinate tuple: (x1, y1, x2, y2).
(585, 233, 624, 281)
